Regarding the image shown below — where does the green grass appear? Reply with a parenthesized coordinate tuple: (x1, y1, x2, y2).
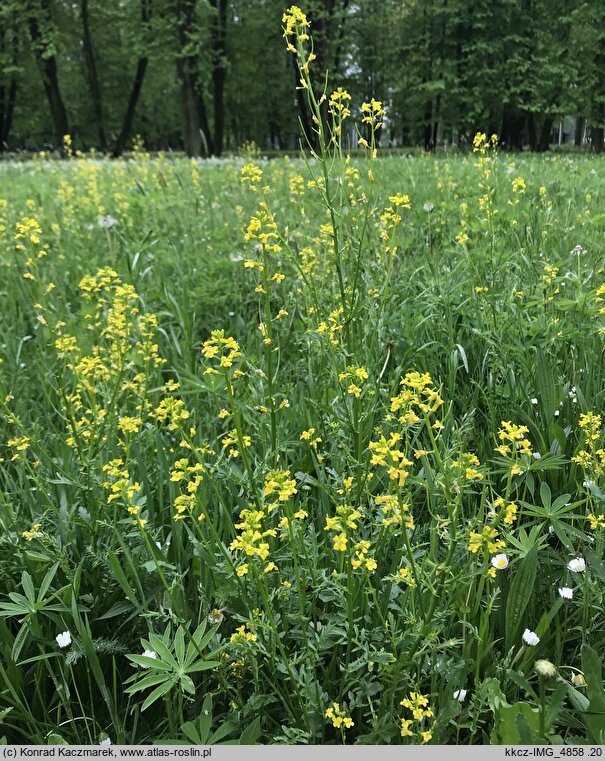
(1, 136, 605, 745)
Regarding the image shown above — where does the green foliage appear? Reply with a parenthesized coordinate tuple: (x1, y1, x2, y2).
(1, 20, 605, 741)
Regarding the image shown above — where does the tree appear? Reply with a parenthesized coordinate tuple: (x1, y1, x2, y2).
(0, 2, 20, 149)
(26, 0, 69, 146)
(113, 0, 153, 156)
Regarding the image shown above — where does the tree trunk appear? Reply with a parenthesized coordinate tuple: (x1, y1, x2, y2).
(591, 126, 604, 154)
(0, 17, 18, 149)
(81, 0, 106, 150)
(196, 91, 213, 156)
(113, 0, 151, 156)
(0, 36, 18, 149)
(537, 115, 554, 152)
(174, 0, 202, 157)
(178, 62, 201, 157)
(527, 113, 537, 151)
(574, 116, 585, 146)
(501, 107, 524, 150)
(423, 100, 433, 151)
(27, 0, 69, 147)
(209, 0, 228, 156)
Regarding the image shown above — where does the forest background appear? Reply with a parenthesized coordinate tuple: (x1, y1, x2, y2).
(1, 0, 605, 157)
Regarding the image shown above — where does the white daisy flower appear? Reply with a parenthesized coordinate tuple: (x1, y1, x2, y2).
(522, 629, 540, 646)
(568, 558, 586, 573)
(491, 554, 509, 570)
(56, 631, 72, 648)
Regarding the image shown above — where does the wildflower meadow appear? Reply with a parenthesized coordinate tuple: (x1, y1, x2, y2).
(2, 6, 605, 748)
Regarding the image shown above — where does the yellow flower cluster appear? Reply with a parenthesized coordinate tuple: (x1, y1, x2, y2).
(492, 496, 519, 526)
(399, 692, 433, 742)
(244, 207, 281, 254)
(328, 88, 351, 120)
(54, 268, 165, 451)
(572, 412, 605, 474)
(102, 459, 145, 528)
(201, 330, 242, 372)
(241, 163, 263, 191)
(380, 195, 411, 244)
(7, 435, 31, 461)
(351, 540, 377, 572)
(375, 494, 414, 531)
(587, 513, 605, 530)
(282, 5, 310, 41)
(230, 507, 277, 574)
(360, 99, 385, 129)
(230, 624, 257, 644)
(369, 433, 414, 487)
(338, 366, 369, 398)
(263, 469, 298, 510)
(221, 429, 251, 459)
(151, 396, 191, 431)
(316, 305, 345, 347)
(300, 427, 322, 450)
(14, 216, 49, 282)
(472, 132, 498, 154)
(22, 523, 42, 541)
(542, 264, 559, 285)
(324, 504, 363, 554)
(170, 458, 205, 522)
(451, 452, 484, 482)
(325, 702, 354, 730)
(389, 372, 444, 426)
(468, 524, 505, 555)
(495, 421, 533, 475)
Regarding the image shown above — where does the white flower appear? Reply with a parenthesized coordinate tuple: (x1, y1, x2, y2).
(570, 245, 585, 256)
(522, 629, 540, 646)
(141, 649, 157, 668)
(558, 587, 573, 600)
(568, 557, 586, 573)
(423, 202, 434, 212)
(531, 398, 538, 405)
(532, 452, 541, 459)
(99, 737, 111, 746)
(453, 689, 467, 702)
(97, 214, 118, 229)
(56, 631, 72, 648)
(491, 554, 509, 570)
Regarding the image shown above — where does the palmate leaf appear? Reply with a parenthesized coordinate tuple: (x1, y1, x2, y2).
(126, 673, 174, 695)
(142, 678, 179, 711)
(126, 654, 172, 671)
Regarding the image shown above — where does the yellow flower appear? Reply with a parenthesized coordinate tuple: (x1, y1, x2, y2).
(333, 533, 348, 552)
(325, 702, 354, 730)
(347, 383, 362, 398)
(22, 523, 42, 541)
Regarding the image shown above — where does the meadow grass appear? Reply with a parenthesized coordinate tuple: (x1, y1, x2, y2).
(1, 15, 605, 744)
